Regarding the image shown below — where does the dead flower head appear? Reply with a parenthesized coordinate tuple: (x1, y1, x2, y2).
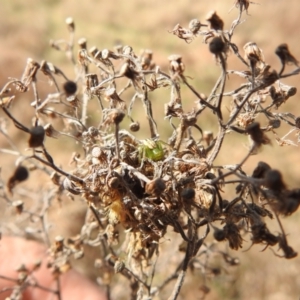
(243, 42, 265, 70)
(168, 54, 185, 76)
(245, 122, 270, 147)
(206, 11, 224, 31)
(275, 44, 299, 67)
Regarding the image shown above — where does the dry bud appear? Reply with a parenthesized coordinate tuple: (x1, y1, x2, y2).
(10, 165, 29, 182)
(213, 227, 226, 241)
(55, 235, 64, 251)
(209, 37, 226, 55)
(12, 200, 24, 214)
(28, 126, 45, 148)
(188, 19, 203, 34)
(107, 109, 125, 125)
(252, 161, 271, 179)
(245, 122, 270, 146)
(275, 44, 298, 67)
(122, 45, 134, 56)
(129, 122, 140, 132)
(140, 49, 155, 70)
(119, 62, 139, 80)
(234, 0, 250, 12)
(145, 178, 166, 197)
(65, 17, 75, 32)
(268, 119, 281, 129)
(263, 169, 286, 192)
(223, 223, 243, 250)
(63, 80, 77, 96)
(181, 188, 195, 203)
(7, 165, 29, 193)
(86, 73, 99, 90)
(168, 54, 185, 75)
(206, 11, 224, 31)
(243, 42, 265, 69)
(78, 37, 87, 49)
(20, 58, 40, 90)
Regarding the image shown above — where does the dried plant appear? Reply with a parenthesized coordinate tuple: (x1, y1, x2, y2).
(1, 2, 300, 300)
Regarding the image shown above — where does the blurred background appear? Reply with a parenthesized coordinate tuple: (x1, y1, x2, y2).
(1, 1, 300, 299)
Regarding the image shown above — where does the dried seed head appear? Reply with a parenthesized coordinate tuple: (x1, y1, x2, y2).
(119, 62, 139, 80)
(63, 80, 77, 96)
(20, 58, 40, 90)
(243, 42, 265, 68)
(55, 235, 64, 252)
(129, 122, 140, 132)
(86, 73, 99, 90)
(223, 223, 243, 250)
(107, 109, 125, 125)
(140, 49, 154, 70)
(181, 188, 195, 203)
(87, 126, 99, 137)
(11, 165, 29, 182)
(245, 122, 270, 146)
(7, 165, 29, 193)
(65, 17, 75, 32)
(276, 197, 300, 216)
(263, 169, 286, 191)
(268, 119, 281, 129)
(145, 178, 166, 197)
(252, 161, 271, 179)
(209, 37, 226, 55)
(188, 19, 202, 34)
(275, 44, 299, 66)
(12, 200, 24, 214)
(213, 227, 226, 241)
(206, 10, 224, 31)
(234, 0, 250, 12)
(28, 126, 45, 148)
(168, 54, 185, 75)
(78, 37, 87, 49)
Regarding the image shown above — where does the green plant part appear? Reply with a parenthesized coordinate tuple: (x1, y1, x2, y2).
(138, 139, 165, 162)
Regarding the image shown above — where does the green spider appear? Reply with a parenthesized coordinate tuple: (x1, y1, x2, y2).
(138, 139, 165, 162)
